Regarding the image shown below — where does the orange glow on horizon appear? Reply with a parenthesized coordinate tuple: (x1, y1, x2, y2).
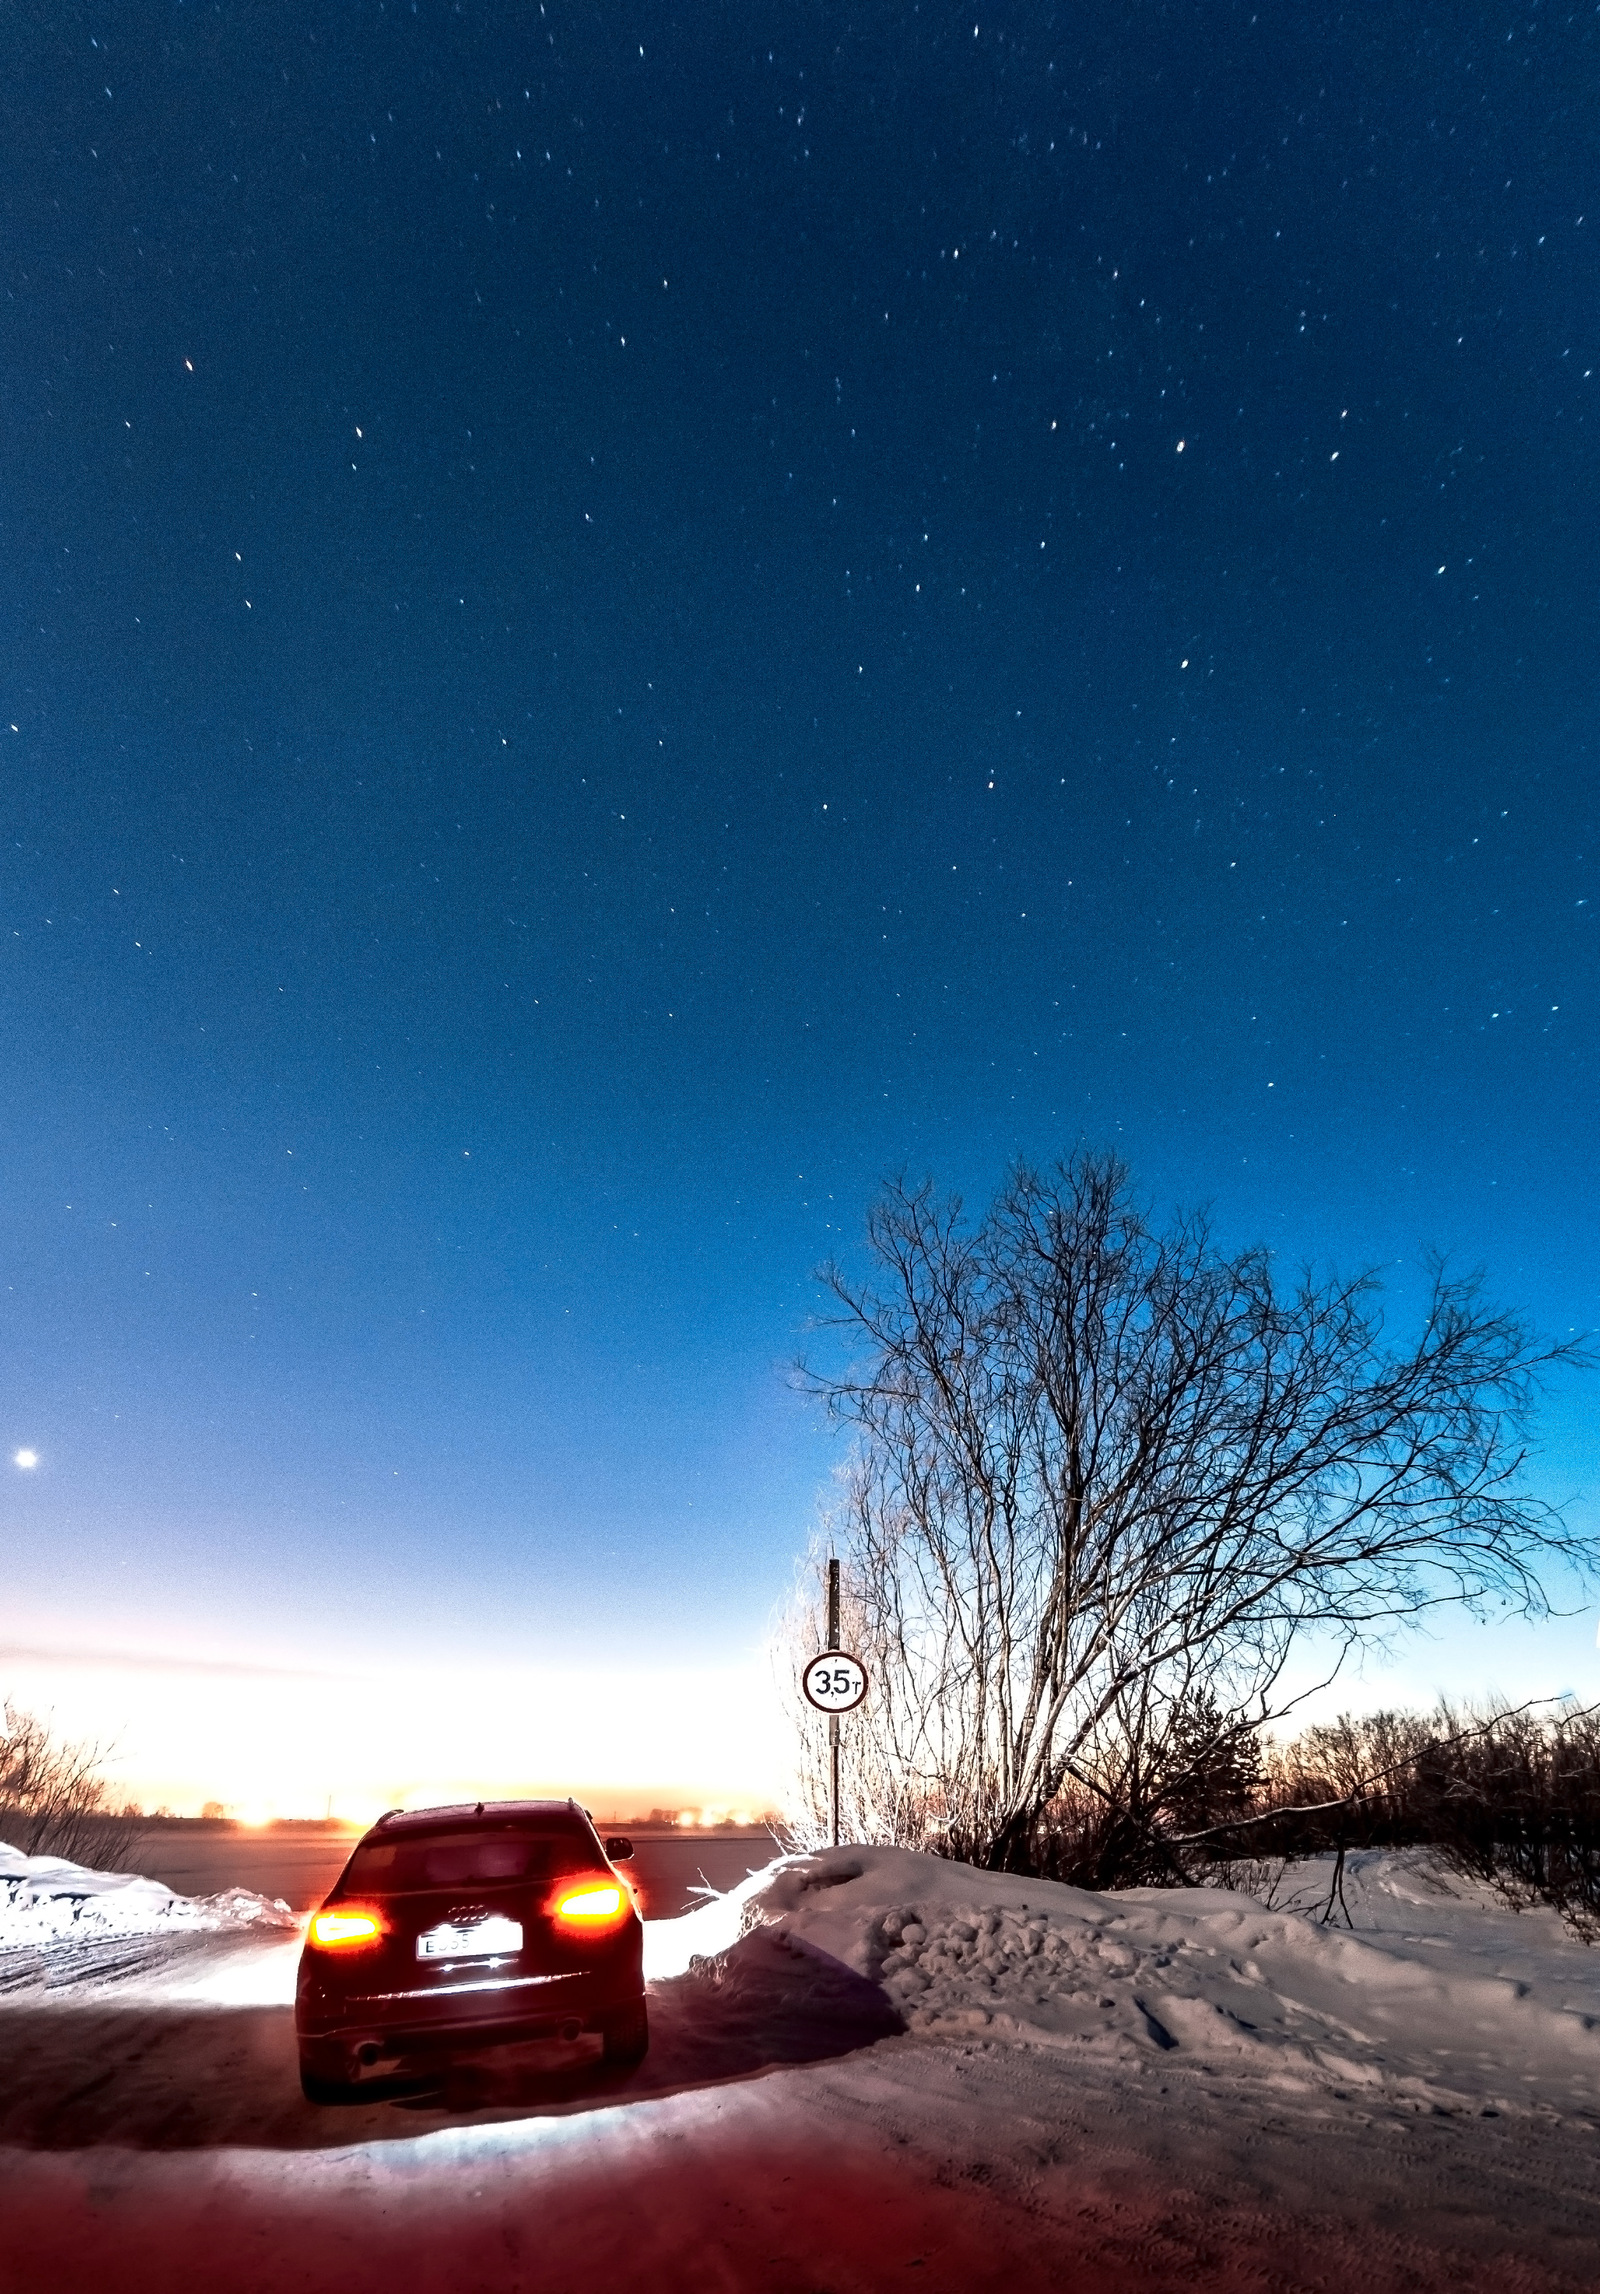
(0, 1634, 790, 1820)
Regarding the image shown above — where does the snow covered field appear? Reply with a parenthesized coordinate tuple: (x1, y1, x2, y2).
(2, 1839, 1599, 2290)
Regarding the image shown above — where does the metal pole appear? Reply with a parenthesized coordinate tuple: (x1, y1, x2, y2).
(827, 1556, 841, 1848)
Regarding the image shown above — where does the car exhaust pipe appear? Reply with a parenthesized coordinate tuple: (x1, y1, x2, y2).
(559, 2018, 583, 2043)
(355, 2041, 383, 2067)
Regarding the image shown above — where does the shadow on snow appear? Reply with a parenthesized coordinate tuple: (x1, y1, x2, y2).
(0, 1930, 904, 2152)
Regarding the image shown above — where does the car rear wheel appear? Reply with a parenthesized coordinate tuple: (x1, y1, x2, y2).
(600, 2001, 649, 2066)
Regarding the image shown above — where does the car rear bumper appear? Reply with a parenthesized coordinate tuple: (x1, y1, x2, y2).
(297, 1964, 643, 2074)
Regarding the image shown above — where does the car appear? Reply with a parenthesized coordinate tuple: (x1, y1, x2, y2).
(295, 1798, 647, 2102)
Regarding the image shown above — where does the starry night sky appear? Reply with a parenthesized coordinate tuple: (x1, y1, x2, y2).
(2, 3, 1596, 1798)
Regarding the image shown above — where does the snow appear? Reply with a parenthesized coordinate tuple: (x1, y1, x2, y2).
(31, 1827, 1594, 2131)
(3, 1841, 1600, 2290)
(0, 1839, 299, 1993)
(648, 1841, 1600, 2123)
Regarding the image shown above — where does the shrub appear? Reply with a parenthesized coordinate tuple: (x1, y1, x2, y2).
(0, 1700, 146, 1869)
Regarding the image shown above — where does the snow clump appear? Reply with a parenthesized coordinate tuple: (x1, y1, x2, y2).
(0, 1841, 297, 1946)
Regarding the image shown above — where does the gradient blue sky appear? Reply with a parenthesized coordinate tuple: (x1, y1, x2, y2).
(2, 2, 1595, 1810)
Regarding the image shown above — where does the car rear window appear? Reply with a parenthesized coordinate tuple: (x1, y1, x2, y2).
(344, 1827, 596, 1893)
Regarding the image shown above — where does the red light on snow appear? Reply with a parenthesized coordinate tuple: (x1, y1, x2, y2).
(307, 1906, 386, 1950)
(552, 1882, 627, 1926)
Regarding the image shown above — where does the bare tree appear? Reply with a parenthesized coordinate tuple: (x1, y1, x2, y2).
(799, 1151, 1591, 1876)
(0, 1701, 144, 1867)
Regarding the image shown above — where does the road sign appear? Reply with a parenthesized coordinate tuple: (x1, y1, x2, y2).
(802, 1650, 868, 1713)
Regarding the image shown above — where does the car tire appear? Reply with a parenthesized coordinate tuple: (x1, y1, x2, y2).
(300, 2057, 359, 2105)
(600, 2001, 649, 2066)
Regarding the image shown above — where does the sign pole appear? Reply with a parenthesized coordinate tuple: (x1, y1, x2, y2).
(827, 1557, 841, 1848)
(829, 1716, 840, 1849)
(799, 1584, 866, 1851)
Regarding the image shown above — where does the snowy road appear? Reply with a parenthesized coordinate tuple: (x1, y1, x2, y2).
(3, 1847, 1600, 2290)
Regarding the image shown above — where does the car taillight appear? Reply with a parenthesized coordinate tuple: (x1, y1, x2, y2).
(307, 1905, 387, 1950)
(552, 1881, 628, 1927)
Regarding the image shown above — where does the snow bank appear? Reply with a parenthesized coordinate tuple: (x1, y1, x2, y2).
(658, 1843, 1600, 2124)
(0, 1840, 298, 1946)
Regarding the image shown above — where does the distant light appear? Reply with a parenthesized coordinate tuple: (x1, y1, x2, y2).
(13, 1449, 38, 1470)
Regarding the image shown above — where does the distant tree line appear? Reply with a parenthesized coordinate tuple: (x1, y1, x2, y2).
(1192, 1697, 1600, 1938)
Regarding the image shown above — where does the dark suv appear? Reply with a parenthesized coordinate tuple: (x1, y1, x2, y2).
(295, 1799, 646, 2101)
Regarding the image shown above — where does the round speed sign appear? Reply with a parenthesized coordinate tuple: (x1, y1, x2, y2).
(803, 1651, 869, 1713)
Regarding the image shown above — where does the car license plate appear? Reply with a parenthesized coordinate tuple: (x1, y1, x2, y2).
(416, 1915, 523, 1960)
